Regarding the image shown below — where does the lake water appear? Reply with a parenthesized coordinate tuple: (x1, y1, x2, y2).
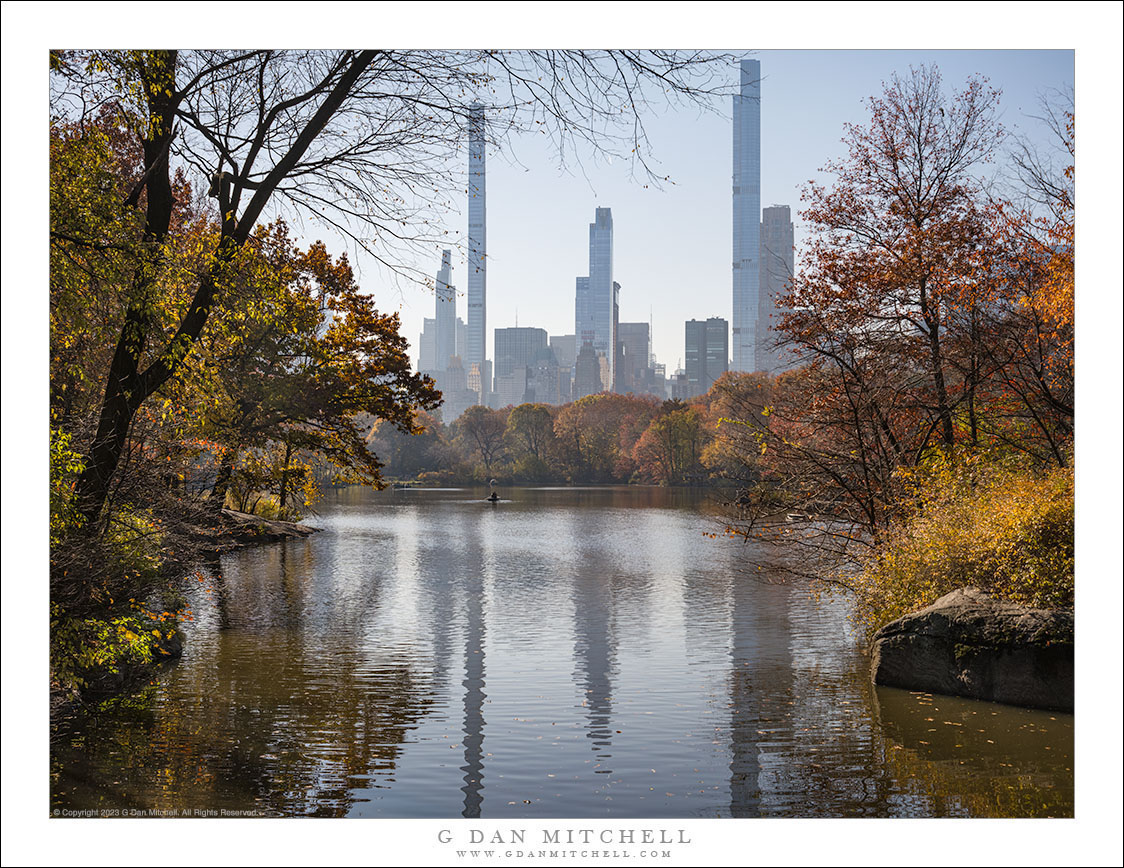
(51, 486, 1073, 818)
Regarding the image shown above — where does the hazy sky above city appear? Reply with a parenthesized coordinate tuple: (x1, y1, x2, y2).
(391, 48, 1075, 371)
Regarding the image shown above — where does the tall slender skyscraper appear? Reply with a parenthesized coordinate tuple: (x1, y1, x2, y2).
(574, 207, 616, 391)
(467, 102, 489, 403)
(732, 58, 761, 372)
(434, 249, 456, 371)
(758, 204, 795, 373)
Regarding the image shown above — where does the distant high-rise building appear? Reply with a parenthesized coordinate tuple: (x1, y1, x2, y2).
(435, 249, 456, 371)
(550, 334, 577, 370)
(575, 277, 591, 346)
(455, 316, 467, 363)
(611, 281, 621, 391)
(758, 204, 795, 373)
(526, 355, 562, 406)
(706, 317, 730, 386)
(573, 341, 603, 401)
(418, 317, 436, 372)
(550, 334, 577, 403)
(671, 367, 692, 401)
(467, 102, 489, 404)
(494, 366, 528, 409)
(684, 320, 705, 395)
(732, 58, 761, 372)
(437, 356, 480, 423)
(685, 317, 729, 397)
(494, 327, 549, 379)
(575, 207, 616, 391)
(493, 327, 560, 407)
(653, 362, 668, 399)
(616, 322, 652, 395)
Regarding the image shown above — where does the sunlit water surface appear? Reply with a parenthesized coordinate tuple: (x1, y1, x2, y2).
(51, 486, 1072, 817)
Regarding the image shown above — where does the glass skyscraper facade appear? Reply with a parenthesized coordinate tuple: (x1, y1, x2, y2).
(732, 58, 761, 372)
(574, 207, 615, 391)
(466, 102, 488, 403)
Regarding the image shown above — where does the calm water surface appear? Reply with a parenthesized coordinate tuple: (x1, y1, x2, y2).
(51, 486, 1073, 817)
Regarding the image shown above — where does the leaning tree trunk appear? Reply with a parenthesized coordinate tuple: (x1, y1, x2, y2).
(75, 51, 178, 526)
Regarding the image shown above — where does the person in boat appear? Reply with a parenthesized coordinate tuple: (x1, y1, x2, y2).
(487, 479, 499, 502)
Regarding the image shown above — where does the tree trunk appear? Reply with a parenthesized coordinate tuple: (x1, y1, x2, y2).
(209, 447, 239, 513)
(75, 51, 178, 525)
(919, 278, 956, 448)
(278, 440, 293, 516)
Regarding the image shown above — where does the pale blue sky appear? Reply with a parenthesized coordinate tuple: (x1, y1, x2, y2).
(386, 49, 1075, 371)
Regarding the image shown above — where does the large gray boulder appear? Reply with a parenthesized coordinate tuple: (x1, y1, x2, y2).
(870, 588, 1073, 711)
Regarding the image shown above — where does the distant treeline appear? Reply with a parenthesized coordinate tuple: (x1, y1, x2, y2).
(366, 373, 776, 488)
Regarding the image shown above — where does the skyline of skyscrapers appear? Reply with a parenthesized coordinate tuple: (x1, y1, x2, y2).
(731, 58, 762, 373)
(412, 61, 795, 417)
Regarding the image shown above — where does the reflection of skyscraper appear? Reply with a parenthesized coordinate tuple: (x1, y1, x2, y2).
(758, 205, 795, 373)
(727, 574, 794, 816)
(459, 509, 488, 818)
(575, 208, 616, 390)
(732, 58, 761, 372)
(435, 250, 456, 371)
(467, 102, 489, 405)
(570, 515, 618, 777)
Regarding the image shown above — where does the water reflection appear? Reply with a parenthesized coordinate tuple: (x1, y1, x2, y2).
(459, 508, 487, 818)
(872, 686, 1073, 817)
(570, 509, 619, 779)
(52, 603, 440, 815)
(727, 578, 794, 816)
(51, 486, 1073, 818)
